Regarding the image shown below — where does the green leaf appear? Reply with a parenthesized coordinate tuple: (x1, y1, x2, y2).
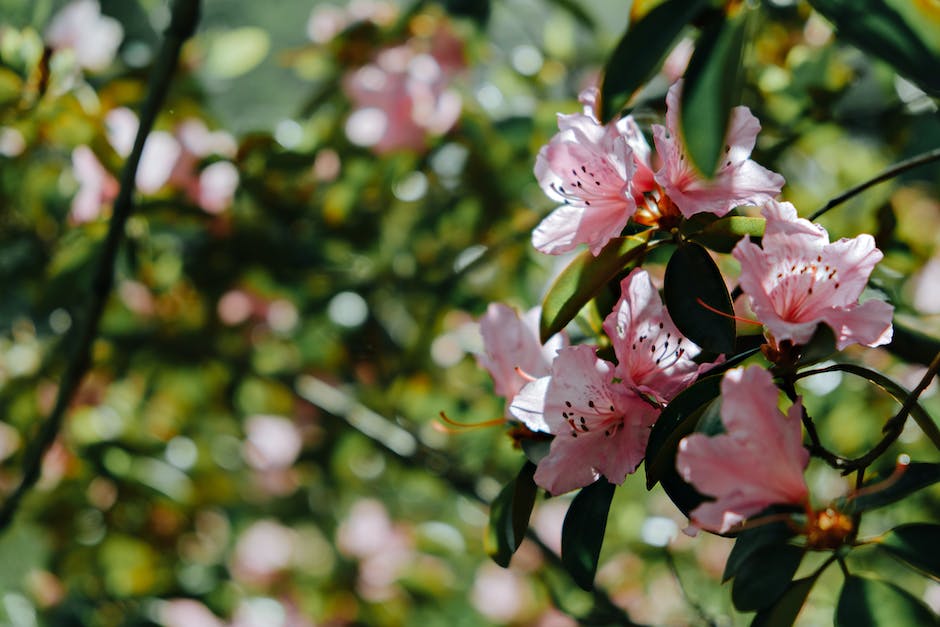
(796, 363, 940, 453)
(664, 242, 735, 354)
(539, 235, 649, 343)
(732, 543, 805, 612)
(724, 521, 796, 582)
(561, 480, 616, 590)
(684, 215, 765, 253)
(886, 322, 940, 368)
(751, 573, 821, 627)
(598, 0, 711, 122)
(836, 575, 938, 626)
(521, 438, 552, 465)
(486, 462, 538, 567)
(807, 0, 940, 97)
(842, 462, 940, 515)
(679, 6, 751, 176)
(878, 523, 940, 580)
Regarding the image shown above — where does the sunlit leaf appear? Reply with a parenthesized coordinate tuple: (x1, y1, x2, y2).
(836, 575, 938, 626)
(486, 462, 538, 567)
(599, 0, 711, 122)
(680, 6, 751, 176)
(205, 27, 271, 79)
(841, 462, 940, 515)
(808, 0, 940, 97)
(561, 479, 615, 590)
(732, 543, 804, 612)
(878, 523, 940, 580)
(539, 235, 649, 343)
(683, 215, 765, 253)
(664, 242, 735, 354)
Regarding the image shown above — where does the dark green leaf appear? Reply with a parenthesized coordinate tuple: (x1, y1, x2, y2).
(793, 324, 836, 368)
(598, 0, 711, 122)
(842, 462, 940, 515)
(645, 373, 723, 490)
(561, 480, 616, 590)
(486, 462, 538, 567)
(751, 573, 821, 627)
(664, 243, 735, 354)
(807, 0, 940, 97)
(539, 235, 648, 343)
(732, 543, 805, 611)
(724, 521, 796, 582)
(886, 323, 940, 368)
(547, 0, 597, 30)
(836, 575, 939, 626)
(521, 438, 552, 465)
(679, 6, 751, 176)
(878, 523, 940, 580)
(684, 215, 765, 253)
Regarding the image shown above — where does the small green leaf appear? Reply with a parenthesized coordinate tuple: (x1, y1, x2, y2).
(808, 0, 940, 97)
(486, 462, 538, 567)
(561, 480, 616, 590)
(843, 462, 940, 514)
(732, 544, 805, 612)
(664, 242, 735, 354)
(679, 6, 751, 176)
(751, 573, 821, 627)
(878, 523, 940, 579)
(684, 215, 765, 253)
(598, 0, 711, 122)
(836, 575, 938, 626)
(724, 521, 796, 582)
(539, 235, 649, 343)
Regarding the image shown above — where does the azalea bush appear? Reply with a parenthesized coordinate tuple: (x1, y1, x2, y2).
(0, 0, 939, 625)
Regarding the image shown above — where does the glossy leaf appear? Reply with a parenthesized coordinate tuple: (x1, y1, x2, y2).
(679, 6, 751, 176)
(836, 575, 938, 626)
(539, 235, 649, 343)
(561, 479, 616, 590)
(599, 0, 711, 122)
(886, 323, 940, 368)
(732, 543, 805, 611)
(877, 523, 940, 579)
(842, 462, 940, 515)
(486, 462, 538, 567)
(684, 215, 765, 253)
(724, 520, 796, 582)
(751, 573, 821, 627)
(664, 242, 735, 354)
(808, 0, 940, 97)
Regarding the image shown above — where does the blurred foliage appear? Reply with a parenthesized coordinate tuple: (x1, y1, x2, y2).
(0, 0, 937, 625)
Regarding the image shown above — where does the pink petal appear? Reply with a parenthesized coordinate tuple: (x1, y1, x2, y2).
(509, 377, 550, 433)
(531, 204, 631, 256)
(822, 299, 894, 350)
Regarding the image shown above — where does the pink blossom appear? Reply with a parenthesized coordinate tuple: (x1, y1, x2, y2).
(676, 366, 809, 534)
(70, 145, 118, 223)
(168, 119, 240, 213)
(477, 304, 568, 423)
(603, 268, 714, 404)
(532, 89, 652, 256)
(105, 107, 180, 194)
(732, 201, 894, 350)
(45, 0, 123, 73)
(653, 81, 785, 218)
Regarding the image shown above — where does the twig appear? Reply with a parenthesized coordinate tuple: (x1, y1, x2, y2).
(0, 0, 201, 533)
(809, 147, 940, 221)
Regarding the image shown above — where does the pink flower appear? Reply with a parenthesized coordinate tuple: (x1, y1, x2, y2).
(532, 89, 652, 256)
(603, 268, 714, 404)
(652, 81, 785, 218)
(511, 345, 660, 495)
(477, 303, 568, 423)
(70, 145, 118, 223)
(105, 107, 180, 194)
(676, 365, 809, 534)
(732, 201, 894, 350)
(45, 0, 123, 73)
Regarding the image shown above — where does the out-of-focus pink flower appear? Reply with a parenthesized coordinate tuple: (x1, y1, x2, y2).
(912, 256, 940, 315)
(168, 119, 240, 213)
(343, 25, 464, 154)
(653, 81, 785, 218)
(471, 563, 526, 622)
(603, 268, 714, 404)
(70, 145, 118, 223)
(477, 304, 568, 423)
(160, 599, 225, 627)
(105, 107, 180, 194)
(511, 345, 660, 495)
(243, 414, 303, 471)
(306, 1, 396, 43)
(662, 38, 694, 83)
(733, 201, 894, 350)
(336, 499, 413, 601)
(230, 520, 296, 586)
(45, 0, 123, 72)
(676, 366, 809, 534)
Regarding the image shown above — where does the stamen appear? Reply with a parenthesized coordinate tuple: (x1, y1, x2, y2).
(695, 297, 763, 326)
(514, 366, 538, 382)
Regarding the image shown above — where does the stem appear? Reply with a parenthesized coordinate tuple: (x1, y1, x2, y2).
(809, 147, 940, 221)
(780, 376, 850, 470)
(0, 0, 201, 533)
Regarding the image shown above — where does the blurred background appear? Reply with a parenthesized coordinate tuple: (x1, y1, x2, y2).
(0, 0, 938, 624)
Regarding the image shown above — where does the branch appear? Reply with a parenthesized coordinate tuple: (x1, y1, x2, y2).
(0, 0, 201, 533)
(809, 147, 940, 221)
